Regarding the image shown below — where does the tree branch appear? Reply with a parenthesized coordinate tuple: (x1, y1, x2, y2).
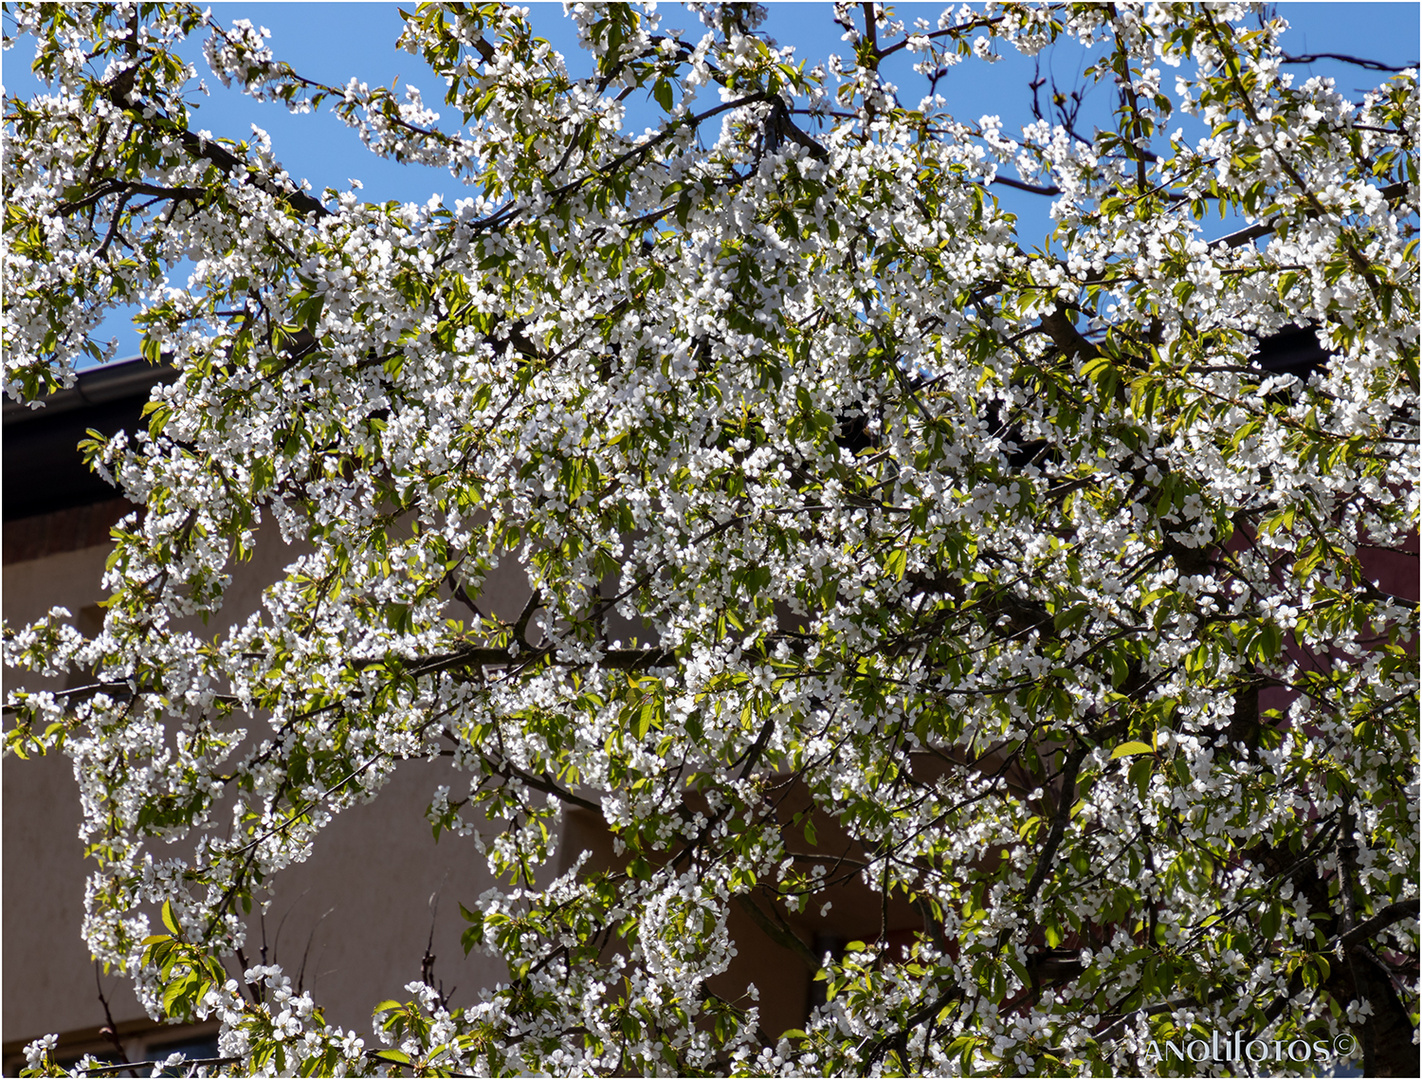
(1339, 898, 1420, 953)
(1281, 52, 1417, 73)
(1020, 745, 1089, 908)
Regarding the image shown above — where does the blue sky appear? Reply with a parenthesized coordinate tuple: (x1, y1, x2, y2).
(4, 2, 1418, 363)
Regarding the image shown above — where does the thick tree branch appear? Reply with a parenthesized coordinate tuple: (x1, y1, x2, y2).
(1339, 898, 1420, 953)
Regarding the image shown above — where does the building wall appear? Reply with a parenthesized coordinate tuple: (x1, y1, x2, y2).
(2, 519, 519, 1051)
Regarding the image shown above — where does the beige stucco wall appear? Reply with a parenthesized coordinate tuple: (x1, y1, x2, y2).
(5, 541, 141, 1043)
(2, 532, 522, 1044)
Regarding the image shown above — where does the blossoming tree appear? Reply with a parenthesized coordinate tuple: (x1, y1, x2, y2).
(4, 1, 1417, 1075)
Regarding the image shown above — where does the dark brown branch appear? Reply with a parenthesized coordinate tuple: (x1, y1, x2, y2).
(1281, 52, 1417, 73)
(991, 175, 1062, 196)
(1339, 898, 1420, 953)
(2, 681, 240, 714)
(1257, 897, 1421, 1028)
(1019, 745, 1089, 908)
(492, 760, 603, 815)
(857, 986, 961, 1073)
(94, 190, 133, 260)
(102, 83, 330, 220)
(1037, 302, 1099, 364)
(512, 588, 542, 649)
(82, 1058, 240, 1077)
(93, 962, 130, 1067)
(872, 15, 1005, 62)
(1210, 180, 1409, 250)
(736, 714, 778, 781)
(767, 98, 829, 160)
(406, 644, 676, 678)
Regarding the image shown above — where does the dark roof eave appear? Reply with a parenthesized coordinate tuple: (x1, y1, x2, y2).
(3, 358, 177, 428)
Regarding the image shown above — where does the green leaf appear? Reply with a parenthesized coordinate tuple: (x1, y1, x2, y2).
(1258, 902, 1282, 943)
(161, 899, 180, 936)
(1112, 740, 1154, 759)
(633, 700, 655, 740)
(884, 548, 907, 581)
(1258, 622, 1283, 660)
(1110, 651, 1132, 689)
(1054, 603, 1090, 632)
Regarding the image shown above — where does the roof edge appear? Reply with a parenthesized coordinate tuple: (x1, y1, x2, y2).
(3, 359, 177, 427)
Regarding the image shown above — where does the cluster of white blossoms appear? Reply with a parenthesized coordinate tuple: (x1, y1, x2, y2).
(4, 1, 1417, 1075)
